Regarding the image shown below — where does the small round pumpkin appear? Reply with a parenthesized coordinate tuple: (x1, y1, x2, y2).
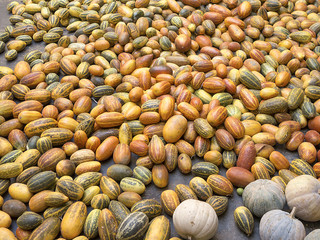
(305, 229, 320, 240)
(285, 175, 320, 222)
(259, 207, 306, 240)
(242, 179, 285, 217)
(173, 199, 218, 240)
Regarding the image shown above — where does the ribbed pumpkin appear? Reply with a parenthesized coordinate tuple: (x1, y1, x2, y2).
(173, 199, 218, 240)
(259, 208, 305, 240)
(285, 175, 320, 222)
(242, 179, 285, 217)
(305, 229, 320, 240)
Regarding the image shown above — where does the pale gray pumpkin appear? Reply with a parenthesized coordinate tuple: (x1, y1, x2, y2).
(285, 175, 320, 222)
(242, 179, 285, 217)
(305, 229, 320, 240)
(259, 207, 306, 240)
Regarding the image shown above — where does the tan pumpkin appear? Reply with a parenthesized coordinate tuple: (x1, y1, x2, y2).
(285, 175, 320, 222)
(173, 199, 218, 240)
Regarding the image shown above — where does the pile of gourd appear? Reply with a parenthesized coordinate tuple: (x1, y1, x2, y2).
(0, 0, 320, 239)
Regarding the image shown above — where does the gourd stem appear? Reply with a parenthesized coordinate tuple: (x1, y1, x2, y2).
(289, 207, 296, 218)
(188, 236, 192, 240)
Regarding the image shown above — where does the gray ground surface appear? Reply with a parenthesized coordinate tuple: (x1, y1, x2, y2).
(0, 0, 319, 239)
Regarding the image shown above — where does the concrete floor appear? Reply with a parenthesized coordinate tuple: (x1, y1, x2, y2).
(0, 0, 319, 239)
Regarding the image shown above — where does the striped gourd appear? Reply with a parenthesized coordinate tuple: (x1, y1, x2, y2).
(84, 209, 101, 239)
(108, 13, 122, 24)
(51, 82, 74, 100)
(56, 179, 84, 201)
(74, 172, 102, 189)
(212, 93, 233, 106)
(43, 33, 60, 43)
(24, 118, 58, 138)
(25, 89, 51, 104)
(206, 195, 229, 216)
(271, 176, 286, 192)
(189, 177, 213, 200)
(120, 177, 145, 194)
(132, 166, 152, 185)
(126, 120, 145, 136)
(234, 206, 254, 236)
(240, 69, 261, 89)
(207, 175, 234, 196)
(109, 200, 130, 224)
(83, 23, 99, 35)
(160, 190, 180, 216)
(33, 30, 46, 42)
(58, 36, 71, 48)
(11, 25, 37, 37)
(301, 101, 316, 119)
(40, 128, 73, 147)
(0, 32, 9, 42)
(0, 179, 10, 195)
(24, 50, 42, 63)
(305, 86, 320, 100)
(16, 167, 41, 184)
(75, 117, 95, 136)
(113, 92, 130, 104)
(81, 186, 100, 205)
(28, 217, 61, 240)
(76, 62, 90, 79)
(175, 184, 198, 202)
(91, 194, 110, 209)
(278, 169, 298, 184)
(191, 162, 219, 179)
(48, 27, 64, 36)
(141, 99, 161, 112)
(144, 215, 170, 240)
(131, 199, 162, 219)
(15, 149, 41, 169)
(12, 100, 43, 118)
(5, 49, 18, 61)
(251, 163, 270, 180)
(116, 212, 149, 240)
(27, 171, 56, 193)
(11, 84, 30, 101)
(255, 157, 276, 176)
(0, 149, 22, 164)
(43, 201, 72, 219)
(36, 137, 53, 154)
(290, 159, 316, 177)
(100, 176, 121, 200)
(16, 35, 32, 45)
(92, 85, 114, 98)
(98, 208, 118, 240)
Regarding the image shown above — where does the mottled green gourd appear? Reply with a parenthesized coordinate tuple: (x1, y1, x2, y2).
(242, 179, 285, 217)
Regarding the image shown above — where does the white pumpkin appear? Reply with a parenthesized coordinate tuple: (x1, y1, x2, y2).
(285, 175, 320, 222)
(259, 207, 306, 240)
(173, 199, 218, 240)
(305, 229, 320, 240)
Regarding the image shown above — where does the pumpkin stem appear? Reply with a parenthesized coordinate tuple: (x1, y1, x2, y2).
(289, 207, 296, 218)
